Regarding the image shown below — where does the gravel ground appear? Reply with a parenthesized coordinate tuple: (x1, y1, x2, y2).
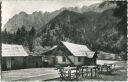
(2, 67, 59, 81)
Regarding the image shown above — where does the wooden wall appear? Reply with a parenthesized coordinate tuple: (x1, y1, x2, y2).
(2, 56, 43, 70)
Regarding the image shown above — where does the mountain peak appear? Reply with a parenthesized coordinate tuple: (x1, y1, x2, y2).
(61, 10, 71, 13)
(32, 11, 42, 15)
(19, 11, 28, 15)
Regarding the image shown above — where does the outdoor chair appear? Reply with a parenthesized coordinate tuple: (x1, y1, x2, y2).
(101, 64, 108, 73)
(100, 64, 120, 75)
(82, 67, 94, 79)
(89, 66, 102, 79)
(108, 64, 113, 67)
(95, 65, 103, 79)
(69, 68, 80, 80)
(57, 67, 79, 81)
(96, 64, 102, 71)
(82, 67, 90, 78)
(108, 64, 121, 74)
(57, 68, 69, 80)
(74, 66, 85, 80)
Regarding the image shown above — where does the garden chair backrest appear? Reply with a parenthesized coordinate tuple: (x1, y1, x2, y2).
(102, 64, 107, 68)
(96, 64, 101, 70)
(58, 68, 68, 79)
(77, 67, 83, 74)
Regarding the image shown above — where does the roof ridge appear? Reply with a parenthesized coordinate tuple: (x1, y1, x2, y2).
(61, 41, 87, 46)
(2, 43, 22, 46)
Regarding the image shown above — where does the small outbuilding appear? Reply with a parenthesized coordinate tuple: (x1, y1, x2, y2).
(2, 44, 28, 70)
(2, 44, 43, 70)
(42, 41, 97, 67)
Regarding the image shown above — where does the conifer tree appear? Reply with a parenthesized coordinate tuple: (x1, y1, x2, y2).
(28, 27, 36, 52)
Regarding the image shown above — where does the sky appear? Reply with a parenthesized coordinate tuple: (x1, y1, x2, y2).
(2, 0, 102, 29)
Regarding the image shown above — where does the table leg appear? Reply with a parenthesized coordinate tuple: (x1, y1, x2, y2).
(101, 67, 102, 73)
(70, 70, 71, 80)
(68, 70, 71, 80)
(100, 67, 102, 72)
(95, 68, 97, 77)
(86, 68, 88, 77)
(76, 69, 78, 80)
(68, 70, 69, 80)
(82, 68, 83, 77)
(91, 68, 92, 79)
(107, 67, 108, 72)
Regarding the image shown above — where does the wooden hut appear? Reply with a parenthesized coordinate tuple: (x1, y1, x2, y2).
(42, 41, 97, 67)
(2, 44, 28, 70)
(2, 44, 43, 70)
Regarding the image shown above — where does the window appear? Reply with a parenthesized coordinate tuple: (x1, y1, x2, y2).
(62, 57, 66, 62)
(78, 57, 81, 62)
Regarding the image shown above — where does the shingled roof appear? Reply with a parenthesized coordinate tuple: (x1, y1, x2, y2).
(61, 41, 95, 58)
(2, 44, 28, 57)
